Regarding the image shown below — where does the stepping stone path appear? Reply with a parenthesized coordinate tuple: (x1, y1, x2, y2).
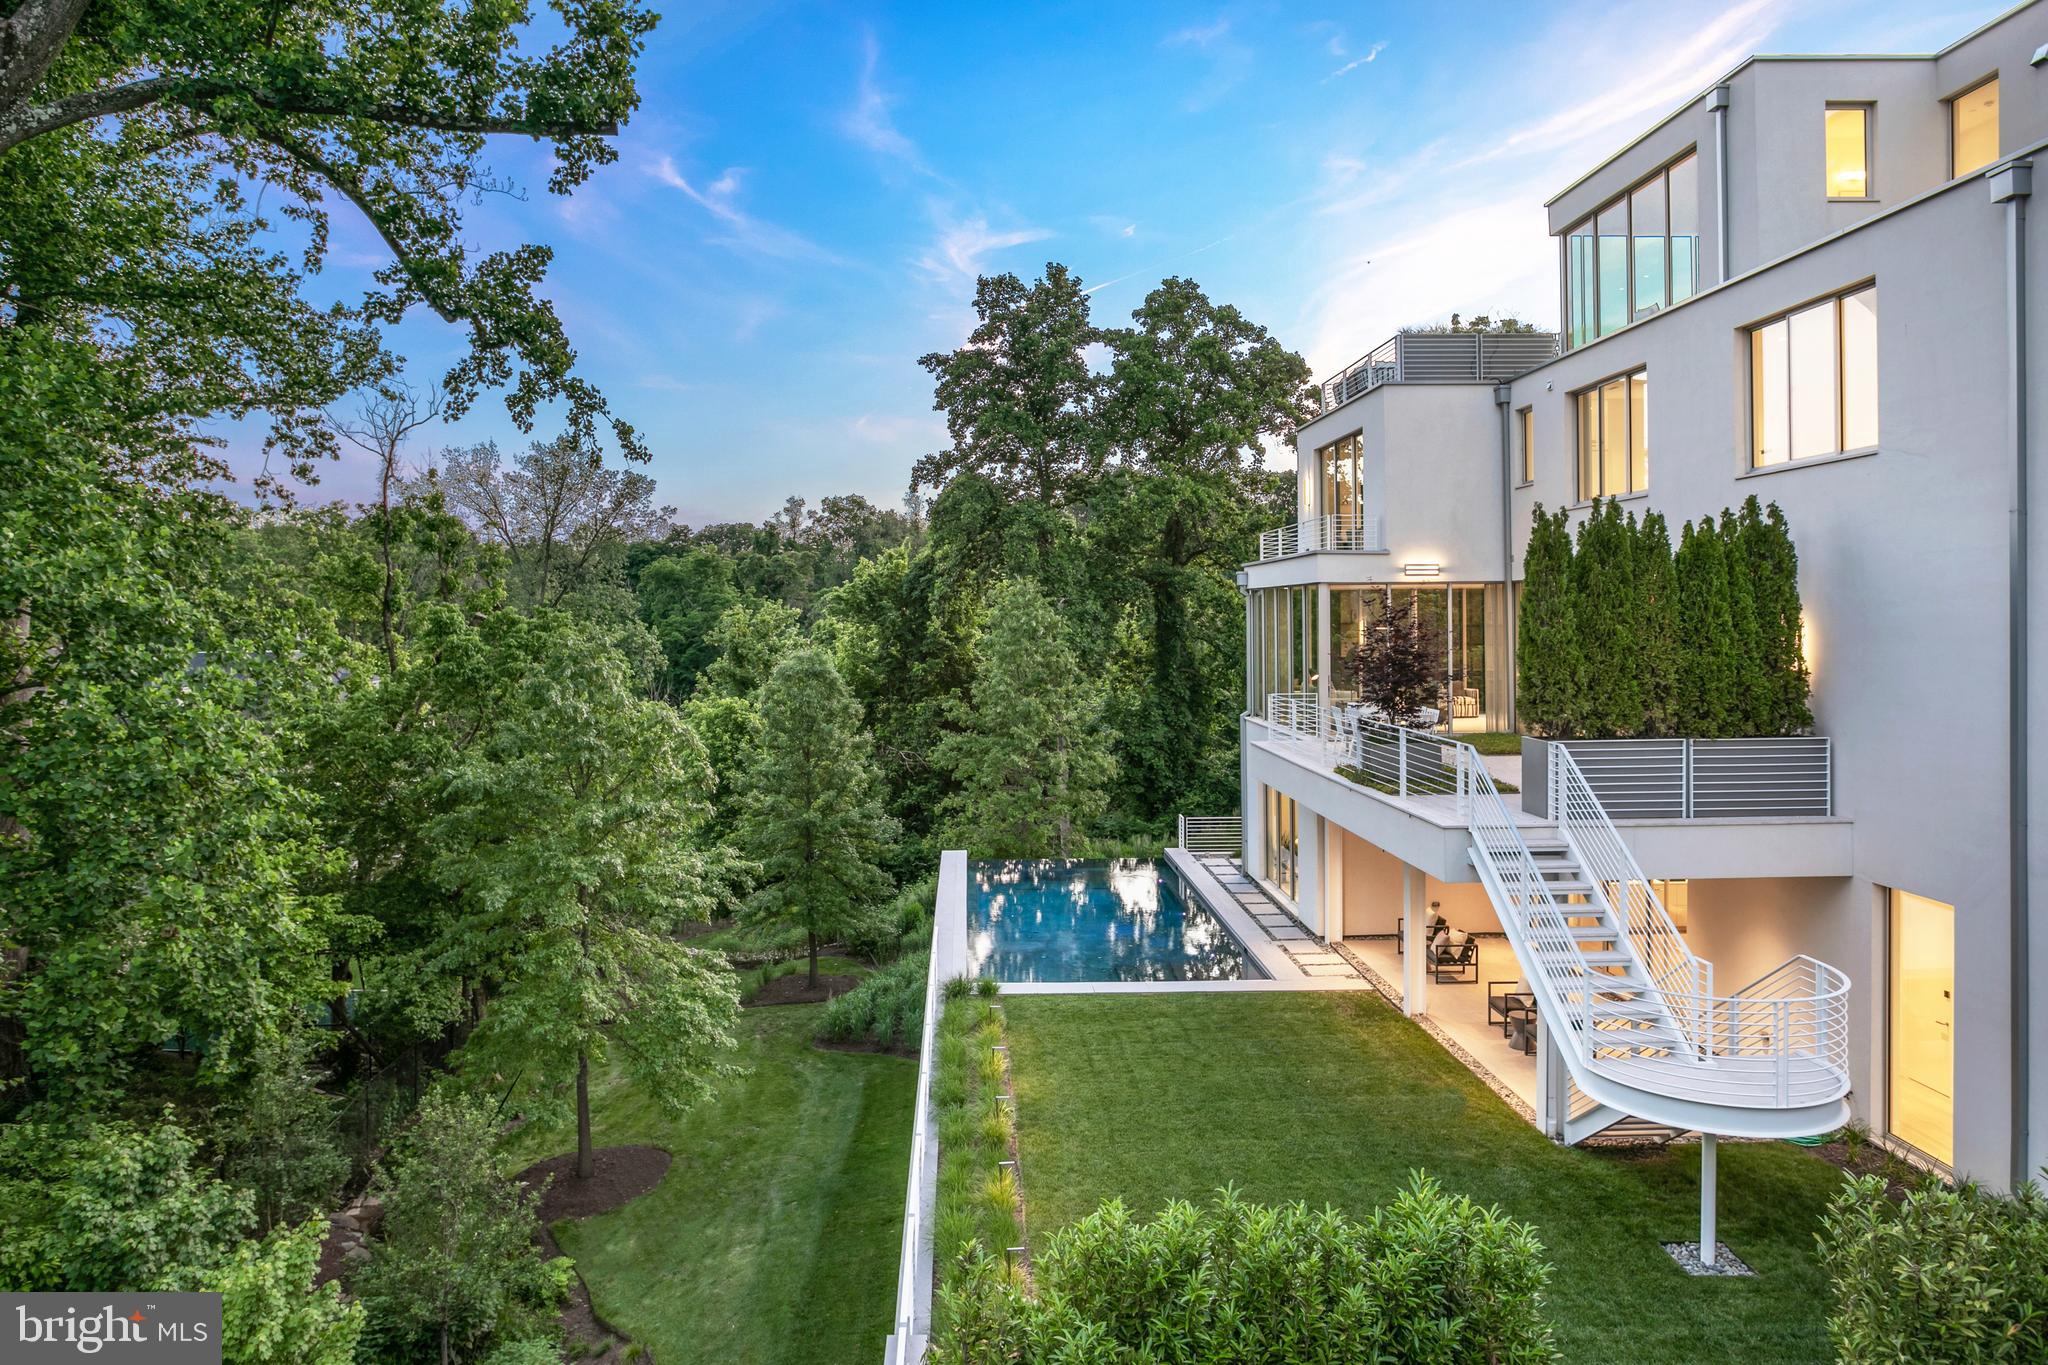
(1195, 855, 1365, 980)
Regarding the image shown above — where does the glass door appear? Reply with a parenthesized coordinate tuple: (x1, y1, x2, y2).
(1888, 889, 1955, 1165)
(1263, 786, 1298, 902)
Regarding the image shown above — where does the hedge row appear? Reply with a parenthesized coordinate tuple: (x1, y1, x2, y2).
(1518, 494, 1811, 739)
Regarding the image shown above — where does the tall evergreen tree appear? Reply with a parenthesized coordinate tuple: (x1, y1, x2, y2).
(1674, 518, 1741, 735)
(1516, 505, 1582, 736)
(1571, 499, 1644, 738)
(936, 579, 1115, 857)
(737, 649, 898, 990)
(1738, 496, 1813, 734)
(1720, 507, 1767, 732)
(1636, 511, 1680, 735)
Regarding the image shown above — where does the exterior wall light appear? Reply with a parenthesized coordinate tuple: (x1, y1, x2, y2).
(1402, 562, 1441, 577)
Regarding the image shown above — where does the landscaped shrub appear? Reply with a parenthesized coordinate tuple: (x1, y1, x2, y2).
(1519, 496, 1808, 739)
(933, 1176, 1557, 1364)
(930, 993, 1025, 1333)
(1342, 586, 1451, 726)
(815, 952, 929, 1050)
(1817, 1172, 2048, 1363)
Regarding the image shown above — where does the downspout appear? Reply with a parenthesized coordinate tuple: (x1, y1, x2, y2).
(1708, 85, 1731, 282)
(1991, 156, 2033, 1189)
(1495, 382, 1516, 732)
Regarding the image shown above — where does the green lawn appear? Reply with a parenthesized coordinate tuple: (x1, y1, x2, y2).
(503, 998, 915, 1364)
(1004, 992, 1846, 1365)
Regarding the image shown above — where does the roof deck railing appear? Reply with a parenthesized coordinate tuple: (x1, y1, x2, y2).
(1319, 331, 1559, 412)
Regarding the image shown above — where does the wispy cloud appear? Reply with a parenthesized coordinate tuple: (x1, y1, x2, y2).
(913, 207, 1054, 291)
(1162, 14, 1252, 112)
(648, 155, 841, 262)
(1325, 39, 1387, 81)
(840, 28, 929, 172)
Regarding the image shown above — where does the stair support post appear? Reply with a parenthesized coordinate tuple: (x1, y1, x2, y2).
(1699, 1133, 1719, 1268)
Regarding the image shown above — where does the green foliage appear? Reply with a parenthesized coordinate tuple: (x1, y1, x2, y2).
(1673, 516, 1742, 736)
(1569, 499, 1643, 738)
(934, 1178, 1557, 1364)
(352, 1089, 567, 1364)
(206, 1216, 364, 1365)
(937, 578, 1115, 858)
(1342, 587, 1449, 726)
(738, 648, 898, 987)
(699, 597, 804, 700)
(1817, 1172, 2048, 1363)
(816, 954, 928, 1050)
(0, 1114, 249, 1292)
(212, 1028, 349, 1234)
(678, 690, 763, 843)
(638, 548, 741, 698)
(425, 612, 741, 1166)
(1515, 505, 1581, 738)
(1519, 500, 1809, 739)
(930, 996, 1023, 1329)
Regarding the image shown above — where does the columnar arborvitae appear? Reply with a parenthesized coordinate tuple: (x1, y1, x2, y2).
(1738, 496, 1813, 733)
(1570, 499, 1643, 738)
(1673, 517, 1740, 735)
(1720, 507, 1766, 732)
(1515, 505, 1582, 737)
(1635, 510, 1680, 735)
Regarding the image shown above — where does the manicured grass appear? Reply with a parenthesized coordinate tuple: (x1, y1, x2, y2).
(1003, 992, 1846, 1365)
(503, 1000, 915, 1364)
(1464, 730, 1527, 755)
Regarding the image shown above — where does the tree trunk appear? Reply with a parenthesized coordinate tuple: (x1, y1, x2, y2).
(807, 930, 820, 990)
(575, 1049, 594, 1180)
(438, 1324, 450, 1365)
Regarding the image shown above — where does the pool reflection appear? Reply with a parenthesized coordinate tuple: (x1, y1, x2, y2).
(967, 858, 1258, 983)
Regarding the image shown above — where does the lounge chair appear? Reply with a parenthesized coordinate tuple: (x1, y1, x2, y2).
(1428, 928, 1479, 983)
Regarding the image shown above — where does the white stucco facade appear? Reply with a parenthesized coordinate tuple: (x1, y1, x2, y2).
(1243, 0, 2048, 1189)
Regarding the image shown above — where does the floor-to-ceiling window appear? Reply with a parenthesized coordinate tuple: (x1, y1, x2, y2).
(1888, 889, 1955, 1166)
(1327, 584, 1507, 731)
(1246, 586, 1320, 718)
(1318, 432, 1363, 534)
(1576, 369, 1649, 501)
(1263, 786, 1298, 901)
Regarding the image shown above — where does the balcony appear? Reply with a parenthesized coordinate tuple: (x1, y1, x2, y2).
(1256, 512, 1386, 561)
(1319, 331, 1559, 412)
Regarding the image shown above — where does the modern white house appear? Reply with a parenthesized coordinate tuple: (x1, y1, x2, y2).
(1237, 0, 2048, 1200)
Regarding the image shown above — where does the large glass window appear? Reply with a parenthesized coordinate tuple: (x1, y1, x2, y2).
(1329, 585, 1506, 731)
(1318, 432, 1364, 531)
(1825, 105, 1870, 199)
(1575, 369, 1648, 500)
(1263, 786, 1298, 902)
(1247, 586, 1320, 717)
(1951, 76, 2000, 178)
(1749, 285, 1878, 467)
(1564, 152, 1701, 346)
(1889, 889, 1954, 1166)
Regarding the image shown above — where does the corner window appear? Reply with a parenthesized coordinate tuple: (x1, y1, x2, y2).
(1575, 369, 1647, 501)
(1749, 285, 1878, 467)
(1951, 76, 1999, 178)
(1825, 104, 1870, 198)
(1564, 152, 1700, 348)
(1518, 407, 1535, 484)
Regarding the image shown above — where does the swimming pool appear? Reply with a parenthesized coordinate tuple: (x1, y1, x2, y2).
(966, 858, 1263, 983)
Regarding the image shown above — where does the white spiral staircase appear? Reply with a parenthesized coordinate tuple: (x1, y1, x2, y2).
(1464, 742, 1852, 1141)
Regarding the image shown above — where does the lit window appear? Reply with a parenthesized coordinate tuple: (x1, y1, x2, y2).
(1564, 152, 1701, 348)
(1749, 286, 1878, 467)
(1952, 76, 1999, 177)
(1575, 369, 1647, 500)
(1518, 407, 1534, 484)
(1825, 105, 1869, 198)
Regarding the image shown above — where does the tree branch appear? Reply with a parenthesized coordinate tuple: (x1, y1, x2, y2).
(0, 0, 91, 119)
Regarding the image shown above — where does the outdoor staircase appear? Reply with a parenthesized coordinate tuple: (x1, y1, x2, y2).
(1458, 741, 1853, 1143)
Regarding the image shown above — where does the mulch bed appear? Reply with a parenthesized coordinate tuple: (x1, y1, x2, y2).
(746, 972, 860, 1007)
(1800, 1134, 1933, 1200)
(514, 1145, 674, 1364)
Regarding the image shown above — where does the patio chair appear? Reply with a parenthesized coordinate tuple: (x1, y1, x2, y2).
(1395, 912, 1448, 956)
(1427, 928, 1478, 983)
(1487, 979, 1535, 1031)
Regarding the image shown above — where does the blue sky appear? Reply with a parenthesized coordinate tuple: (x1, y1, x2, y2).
(240, 0, 2004, 524)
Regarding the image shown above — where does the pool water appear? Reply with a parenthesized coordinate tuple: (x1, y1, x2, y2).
(967, 858, 1262, 983)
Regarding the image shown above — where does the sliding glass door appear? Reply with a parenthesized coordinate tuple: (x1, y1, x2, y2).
(1263, 786, 1298, 902)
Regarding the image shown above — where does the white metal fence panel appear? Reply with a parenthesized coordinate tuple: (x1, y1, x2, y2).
(1554, 736, 1832, 818)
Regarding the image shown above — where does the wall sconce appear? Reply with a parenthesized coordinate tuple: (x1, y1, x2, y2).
(1402, 562, 1441, 577)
